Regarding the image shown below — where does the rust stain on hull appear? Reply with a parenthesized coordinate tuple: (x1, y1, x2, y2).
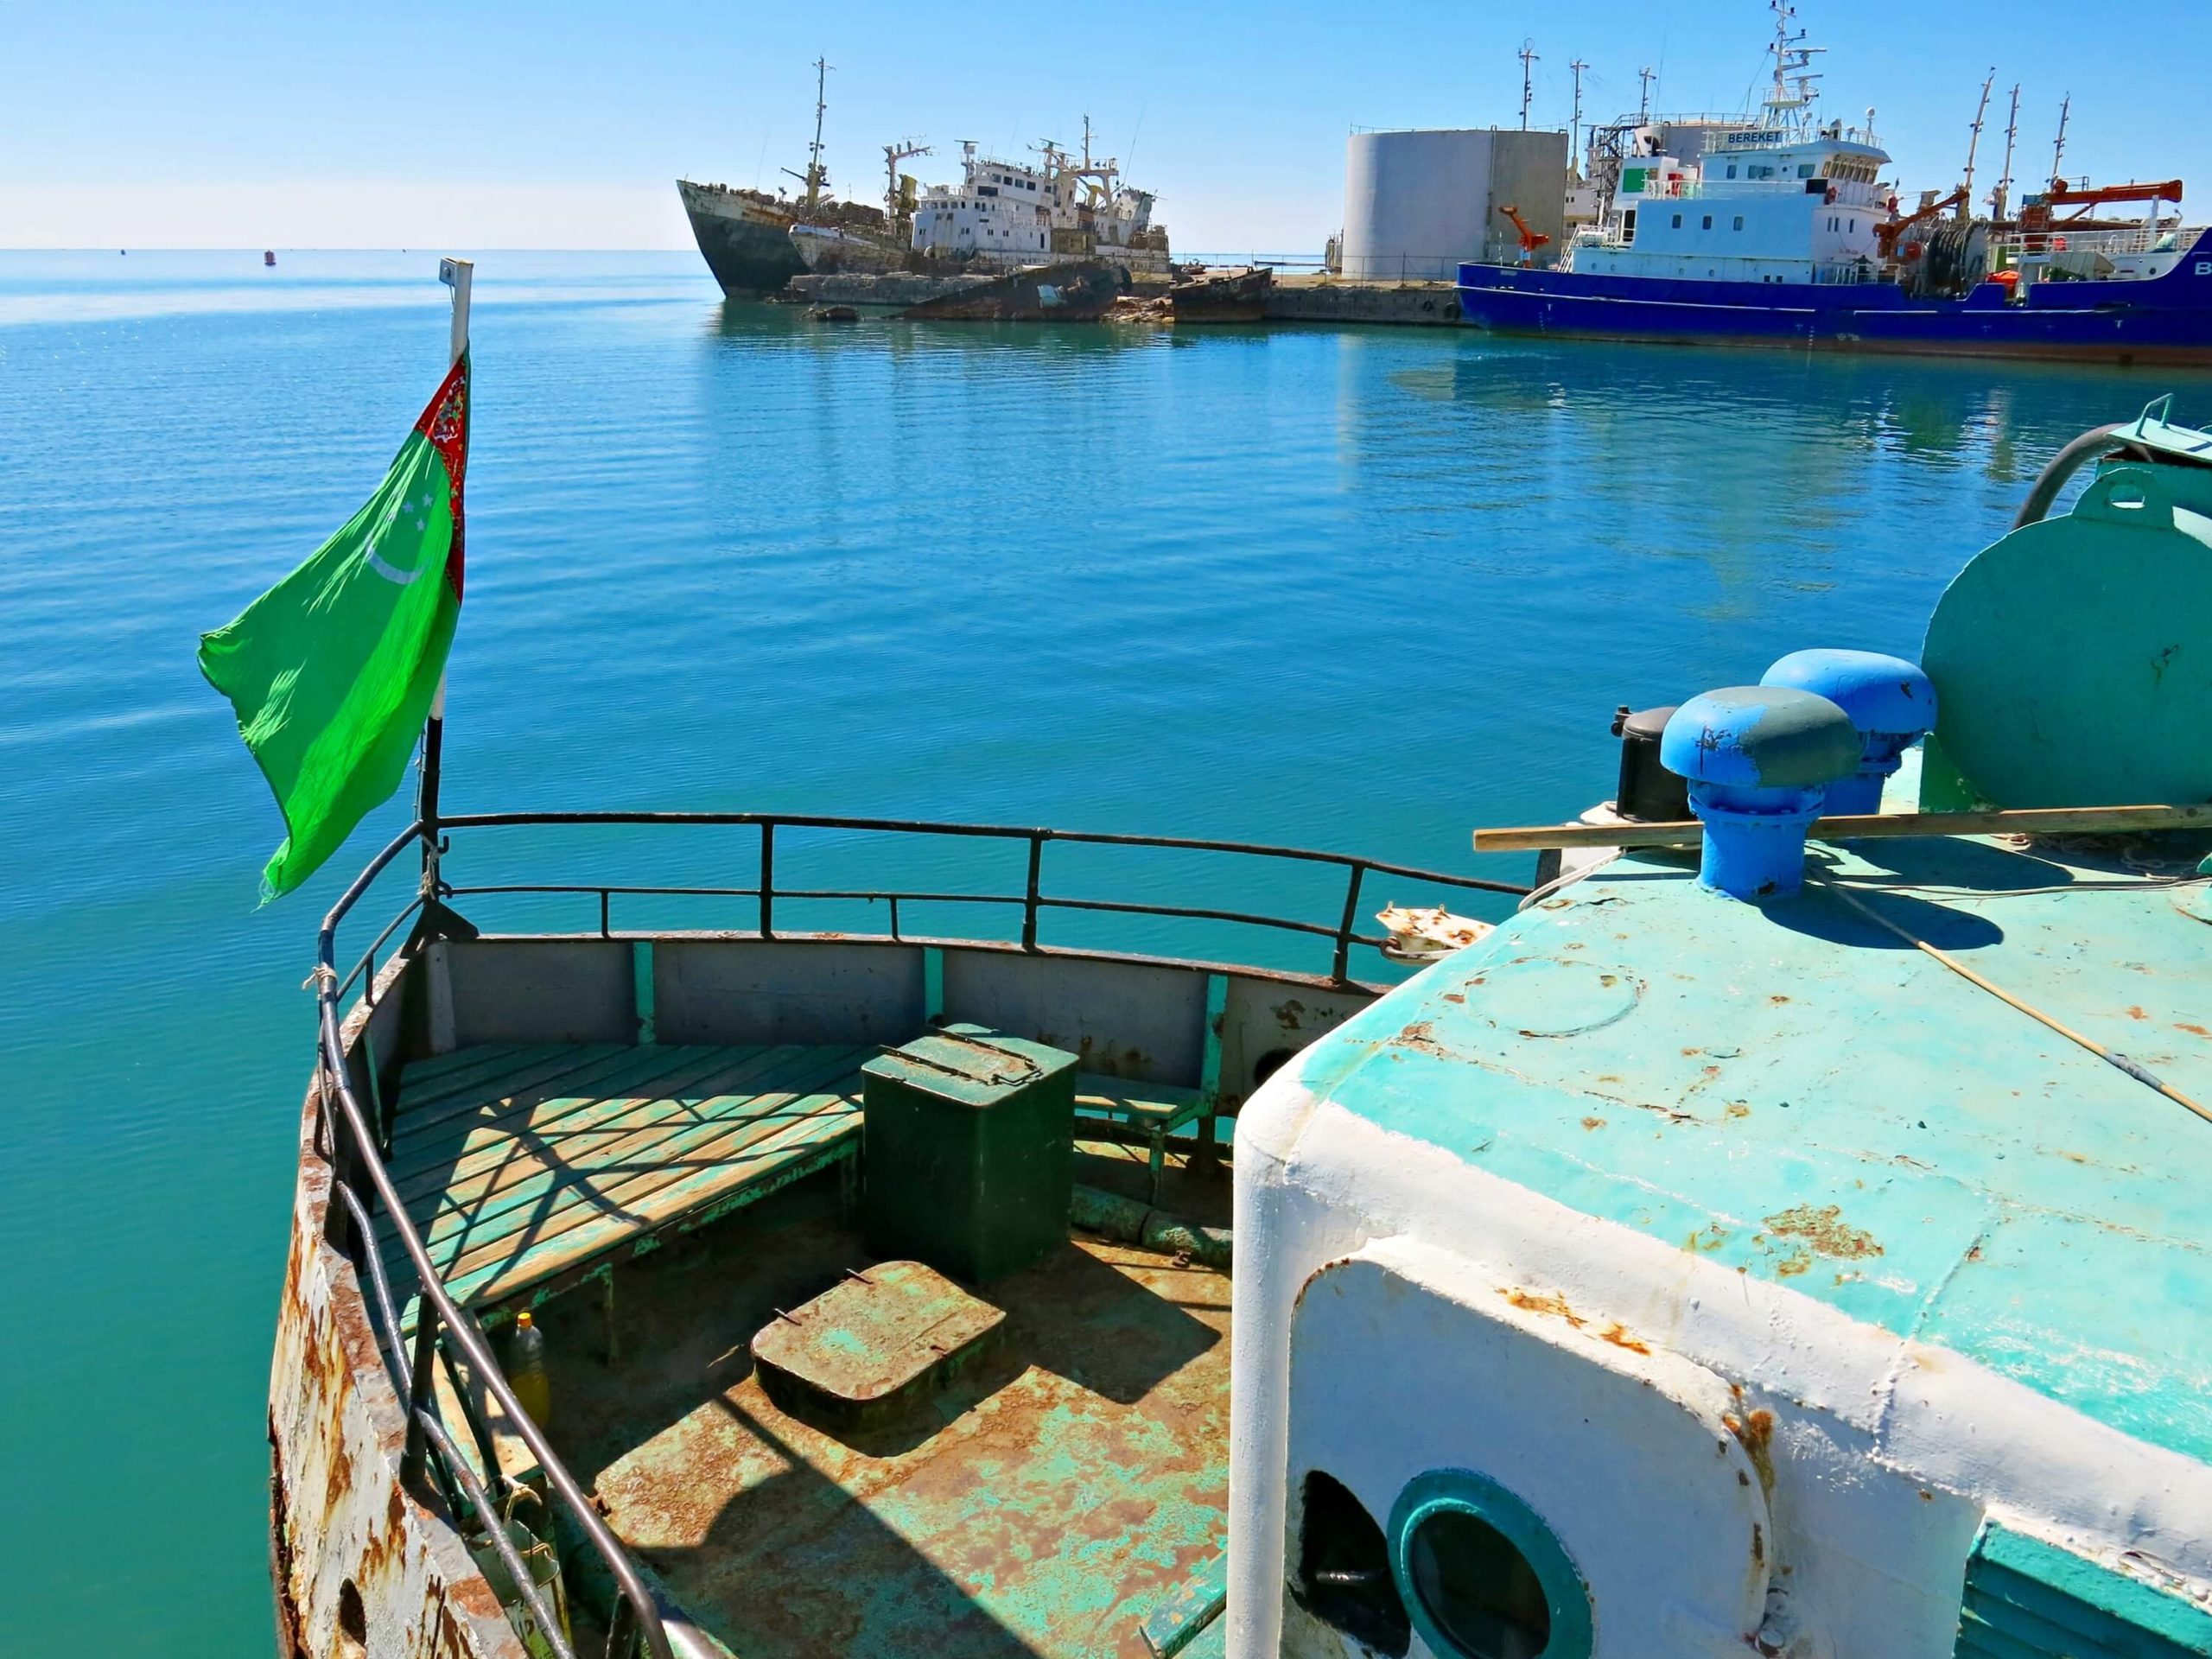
(270, 978, 532, 1659)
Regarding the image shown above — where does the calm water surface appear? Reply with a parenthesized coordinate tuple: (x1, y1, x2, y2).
(1, 249, 2196, 1652)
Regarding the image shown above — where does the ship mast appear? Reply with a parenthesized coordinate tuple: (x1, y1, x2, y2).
(1961, 68, 1994, 221)
(1568, 58, 1587, 168)
(884, 137, 931, 239)
(1763, 1, 1825, 132)
(1992, 82, 2020, 222)
(2049, 92, 2072, 189)
(779, 56, 833, 211)
(1518, 40, 1539, 131)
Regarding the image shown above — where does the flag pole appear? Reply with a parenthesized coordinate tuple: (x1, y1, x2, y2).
(420, 257, 471, 907)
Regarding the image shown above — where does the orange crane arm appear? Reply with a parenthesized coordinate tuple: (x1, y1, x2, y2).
(1495, 204, 1552, 257)
(2042, 178, 2183, 210)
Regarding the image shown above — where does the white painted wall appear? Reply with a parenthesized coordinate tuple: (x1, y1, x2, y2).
(1339, 129, 1567, 282)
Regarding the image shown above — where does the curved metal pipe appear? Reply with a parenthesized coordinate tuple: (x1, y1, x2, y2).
(2012, 422, 2127, 529)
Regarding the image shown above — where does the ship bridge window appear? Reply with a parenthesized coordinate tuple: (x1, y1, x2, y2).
(1726, 163, 1738, 179)
(1800, 162, 1818, 178)
(1389, 1471, 1592, 1659)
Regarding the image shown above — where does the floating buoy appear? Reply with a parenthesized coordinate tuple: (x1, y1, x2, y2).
(264, 250, 276, 267)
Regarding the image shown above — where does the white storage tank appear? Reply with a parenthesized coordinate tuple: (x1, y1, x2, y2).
(1339, 127, 1569, 281)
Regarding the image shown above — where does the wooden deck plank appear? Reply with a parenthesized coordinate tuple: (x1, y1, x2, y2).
(446, 1107, 863, 1308)
(1076, 1073, 1209, 1128)
(385, 1045, 770, 1192)
(385, 1046, 869, 1257)
(378, 1042, 883, 1319)
(396, 1041, 540, 1088)
(394, 1041, 613, 1110)
(424, 1064, 868, 1280)
(385, 1046, 780, 1206)
(392, 1043, 643, 1135)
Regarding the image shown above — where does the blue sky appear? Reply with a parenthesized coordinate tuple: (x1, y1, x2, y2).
(5, 0, 2207, 250)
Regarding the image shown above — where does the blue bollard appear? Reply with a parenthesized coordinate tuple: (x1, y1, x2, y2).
(1759, 649, 1936, 816)
(1661, 688, 1861, 899)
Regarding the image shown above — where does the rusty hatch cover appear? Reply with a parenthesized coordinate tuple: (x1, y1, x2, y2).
(751, 1260, 1006, 1434)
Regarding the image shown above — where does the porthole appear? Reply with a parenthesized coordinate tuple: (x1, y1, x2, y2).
(1388, 1471, 1592, 1659)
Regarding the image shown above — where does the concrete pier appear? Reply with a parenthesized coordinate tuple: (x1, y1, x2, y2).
(1261, 276, 1465, 327)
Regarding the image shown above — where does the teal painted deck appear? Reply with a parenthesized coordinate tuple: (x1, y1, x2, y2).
(1294, 831, 2212, 1461)
(378, 1043, 868, 1318)
(547, 1180, 1234, 1659)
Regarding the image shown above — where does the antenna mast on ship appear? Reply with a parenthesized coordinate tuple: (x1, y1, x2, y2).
(1518, 41, 1539, 131)
(780, 56, 833, 211)
(1961, 68, 1995, 221)
(1569, 58, 1587, 165)
(1764, 1, 1825, 131)
(884, 137, 931, 238)
(1637, 66, 1655, 124)
(2049, 92, 2072, 188)
(1993, 82, 2020, 221)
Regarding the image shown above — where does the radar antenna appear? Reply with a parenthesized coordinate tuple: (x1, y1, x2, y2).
(1764, 1, 1826, 129)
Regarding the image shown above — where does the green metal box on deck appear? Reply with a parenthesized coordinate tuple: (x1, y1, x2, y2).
(861, 1026, 1077, 1282)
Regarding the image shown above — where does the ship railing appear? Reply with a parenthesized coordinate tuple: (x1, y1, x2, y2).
(1810, 261, 1883, 285)
(312, 810, 1527, 1659)
(1993, 222, 2180, 259)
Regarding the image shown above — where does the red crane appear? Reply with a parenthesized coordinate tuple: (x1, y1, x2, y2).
(1496, 203, 1552, 266)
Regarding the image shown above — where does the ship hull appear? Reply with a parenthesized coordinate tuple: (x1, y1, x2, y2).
(677, 180, 805, 297)
(899, 259, 1128, 321)
(1171, 267, 1272, 323)
(1457, 231, 2212, 363)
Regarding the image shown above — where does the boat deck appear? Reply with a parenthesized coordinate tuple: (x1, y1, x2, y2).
(378, 1042, 871, 1323)
(547, 1160, 1232, 1659)
(378, 1035, 1239, 1655)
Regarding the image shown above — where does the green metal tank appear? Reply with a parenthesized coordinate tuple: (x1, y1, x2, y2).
(861, 1025, 1077, 1282)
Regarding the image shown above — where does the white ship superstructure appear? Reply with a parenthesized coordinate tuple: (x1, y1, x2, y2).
(1569, 12, 1894, 284)
(912, 127, 1170, 272)
(913, 145, 1057, 262)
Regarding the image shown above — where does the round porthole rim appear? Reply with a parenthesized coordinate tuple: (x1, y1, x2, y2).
(1386, 1468, 1594, 1659)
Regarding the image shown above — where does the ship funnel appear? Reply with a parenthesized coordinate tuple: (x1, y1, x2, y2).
(1661, 688, 1859, 899)
(1759, 649, 1936, 815)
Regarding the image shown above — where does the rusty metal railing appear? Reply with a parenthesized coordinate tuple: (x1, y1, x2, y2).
(315, 821, 673, 1659)
(311, 809, 1527, 1659)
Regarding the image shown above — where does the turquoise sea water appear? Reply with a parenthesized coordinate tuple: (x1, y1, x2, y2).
(1, 249, 2196, 1653)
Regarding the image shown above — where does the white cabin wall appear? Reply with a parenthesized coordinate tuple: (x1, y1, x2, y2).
(1228, 1065, 2212, 1659)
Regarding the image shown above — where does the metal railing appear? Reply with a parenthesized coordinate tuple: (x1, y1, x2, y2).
(312, 810, 1527, 1659)
(317, 822, 673, 1659)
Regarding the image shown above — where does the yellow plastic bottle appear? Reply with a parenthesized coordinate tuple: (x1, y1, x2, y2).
(507, 1309, 551, 1429)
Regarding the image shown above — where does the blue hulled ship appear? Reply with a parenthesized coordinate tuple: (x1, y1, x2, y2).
(1459, 6, 2212, 365)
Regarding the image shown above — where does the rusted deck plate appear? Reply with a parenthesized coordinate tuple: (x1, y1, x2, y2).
(550, 1192, 1230, 1659)
(378, 1043, 868, 1319)
(752, 1260, 1006, 1433)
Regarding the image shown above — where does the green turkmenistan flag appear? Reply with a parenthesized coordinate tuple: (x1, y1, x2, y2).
(199, 354, 470, 899)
